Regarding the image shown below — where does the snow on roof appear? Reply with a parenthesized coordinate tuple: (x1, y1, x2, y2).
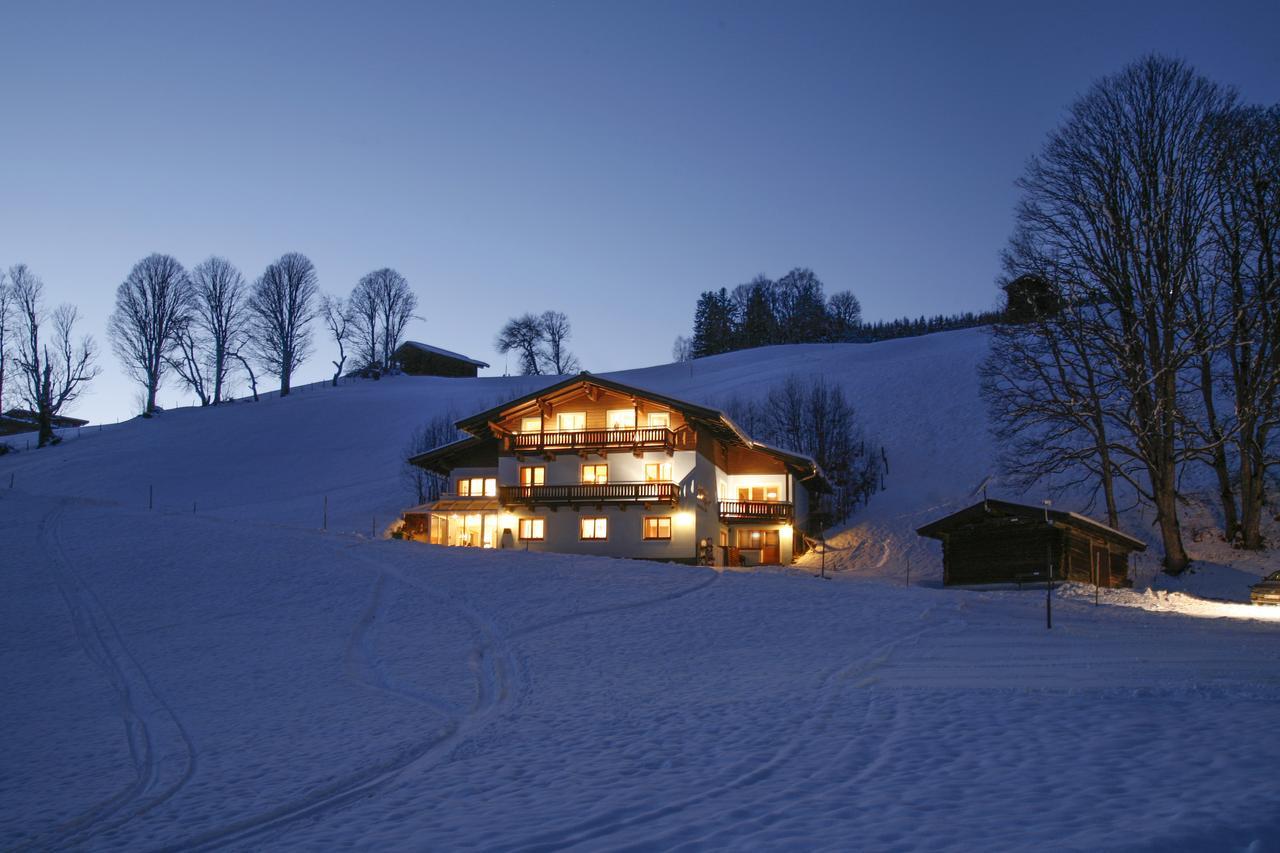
(397, 341, 490, 368)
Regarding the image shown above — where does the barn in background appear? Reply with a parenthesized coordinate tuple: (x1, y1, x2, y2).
(916, 499, 1145, 588)
(392, 342, 490, 377)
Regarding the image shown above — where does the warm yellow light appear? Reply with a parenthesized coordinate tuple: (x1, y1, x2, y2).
(781, 525, 793, 539)
(500, 514, 518, 530)
(676, 511, 695, 526)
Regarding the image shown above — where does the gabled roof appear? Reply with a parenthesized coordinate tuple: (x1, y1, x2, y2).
(916, 499, 1146, 551)
(395, 341, 490, 369)
(1, 409, 89, 428)
(451, 372, 831, 491)
(407, 435, 497, 476)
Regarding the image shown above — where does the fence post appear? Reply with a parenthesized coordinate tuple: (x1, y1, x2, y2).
(371, 516, 376, 539)
(323, 495, 328, 531)
(149, 484, 154, 511)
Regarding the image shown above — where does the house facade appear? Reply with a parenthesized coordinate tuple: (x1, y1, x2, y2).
(402, 374, 828, 567)
(392, 341, 490, 377)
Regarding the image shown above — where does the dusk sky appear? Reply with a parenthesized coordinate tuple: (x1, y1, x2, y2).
(3, 1, 1278, 425)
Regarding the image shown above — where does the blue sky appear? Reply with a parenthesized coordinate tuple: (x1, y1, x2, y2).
(3, 1, 1278, 424)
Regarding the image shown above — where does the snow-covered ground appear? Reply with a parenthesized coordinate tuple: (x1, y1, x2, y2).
(2, 329, 1278, 850)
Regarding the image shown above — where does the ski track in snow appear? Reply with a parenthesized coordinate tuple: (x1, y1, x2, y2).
(508, 612, 936, 852)
(155, 538, 720, 850)
(21, 502, 197, 851)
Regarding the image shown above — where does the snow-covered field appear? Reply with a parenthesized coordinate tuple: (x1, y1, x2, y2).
(2, 329, 1278, 850)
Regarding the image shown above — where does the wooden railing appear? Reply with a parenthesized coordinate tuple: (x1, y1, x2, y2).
(719, 500, 794, 521)
(500, 482, 679, 505)
(508, 427, 676, 453)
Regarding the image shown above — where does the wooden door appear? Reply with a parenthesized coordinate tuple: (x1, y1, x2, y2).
(762, 531, 781, 565)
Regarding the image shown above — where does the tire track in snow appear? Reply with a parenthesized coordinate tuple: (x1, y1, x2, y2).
(21, 502, 197, 851)
(156, 542, 522, 852)
(510, 616, 935, 853)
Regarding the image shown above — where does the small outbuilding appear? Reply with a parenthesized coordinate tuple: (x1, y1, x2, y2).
(392, 342, 489, 378)
(0, 409, 89, 437)
(916, 499, 1145, 588)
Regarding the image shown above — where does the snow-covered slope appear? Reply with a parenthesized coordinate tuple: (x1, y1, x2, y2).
(3, 329, 1279, 850)
(0, 330, 995, 573)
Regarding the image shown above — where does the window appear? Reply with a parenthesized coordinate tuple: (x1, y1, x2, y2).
(518, 518, 545, 541)
(458, 477, 497, 497)
(737, 485, 780, 502)
(737, 529, 764, 548)
(644, 462, 672, 482)
(581, 464, 608, 484)
(719, 529, 728, 547)
(557, 412, 586, 430)
(643, 516, 672, 540)
(606, 409, 636, 429)
(520, 416, 542, 433)
(580, 516, 608, 540)
(647, 412, 670, 428)
(520, 466, 545, 487)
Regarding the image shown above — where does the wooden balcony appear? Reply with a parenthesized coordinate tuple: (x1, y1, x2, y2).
(499, 482, 679, 506)
(507, 427, 677, 455)
(719, 500, 794, 522)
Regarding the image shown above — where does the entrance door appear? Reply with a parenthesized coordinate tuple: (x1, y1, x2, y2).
(1092, 545, 1110, 587)
(762, 530, 780, 565)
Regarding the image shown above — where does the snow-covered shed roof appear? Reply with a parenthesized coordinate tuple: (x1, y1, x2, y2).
(916, 499, 1146, 551)
(395, 341, 490, 369)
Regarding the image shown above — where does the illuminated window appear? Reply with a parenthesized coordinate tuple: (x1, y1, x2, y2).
(581, 464, 608, 484)
(520, 416, 542, 433)
(643, 517, 672, 540)
(520, 466, 545, 487)
(644, 462, 672, 482)
(647, 412, 670, 428)
(458, 477, 496, 497)
(557, 412, 586, 430)
(606, 409, 635, 429)
(580, 517, 608, 540)
(719, 529, 728, 547)
(518, 518, 545, 540)
(737, 485, 780, 502)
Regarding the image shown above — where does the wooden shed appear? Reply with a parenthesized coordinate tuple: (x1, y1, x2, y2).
(392, 342, 489, 378)
(916, 499, 1145, 588)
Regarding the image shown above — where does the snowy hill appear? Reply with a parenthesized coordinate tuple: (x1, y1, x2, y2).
(3, 328, 1279, 850)
(0, 329, 994, 571)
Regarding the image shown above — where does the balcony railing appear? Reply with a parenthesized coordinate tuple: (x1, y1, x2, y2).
(719, 500, 794, 522)
(500, 482, 679, 506)
(508, 427, 676, 454)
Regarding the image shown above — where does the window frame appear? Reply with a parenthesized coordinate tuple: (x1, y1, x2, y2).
(646, 411, 671, 428)
(606, 408, 636, 430)
(520, 416, 543, 433)
(518, 517, 545, 541)
(643, 516, 672, 540)
(644, 462, 673, 482)
(580, 516, 608, 540)
(520, 466, 546, 487)
(581, 463, 609, 485)
(557, 411, 586, 430)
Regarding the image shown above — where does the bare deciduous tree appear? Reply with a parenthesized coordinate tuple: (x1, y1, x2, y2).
(178, 257, 249, 405)
(402, 410, 465, 504)
(496, 313, 545, 376)
(827, 291, 863, 342)
(1203, 105, 1280, 549)
(539, 310, 579, 374)
(671, 335, 693, 363)
(108, 254, 193, 416)
(248, 253, 319, 397)
(10, 265, 98, 446)
(989, 56, 1235, 574)
(321, 294, 354, 386)
(0, 269, 12, 413)
(348, 268, 417, 372)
